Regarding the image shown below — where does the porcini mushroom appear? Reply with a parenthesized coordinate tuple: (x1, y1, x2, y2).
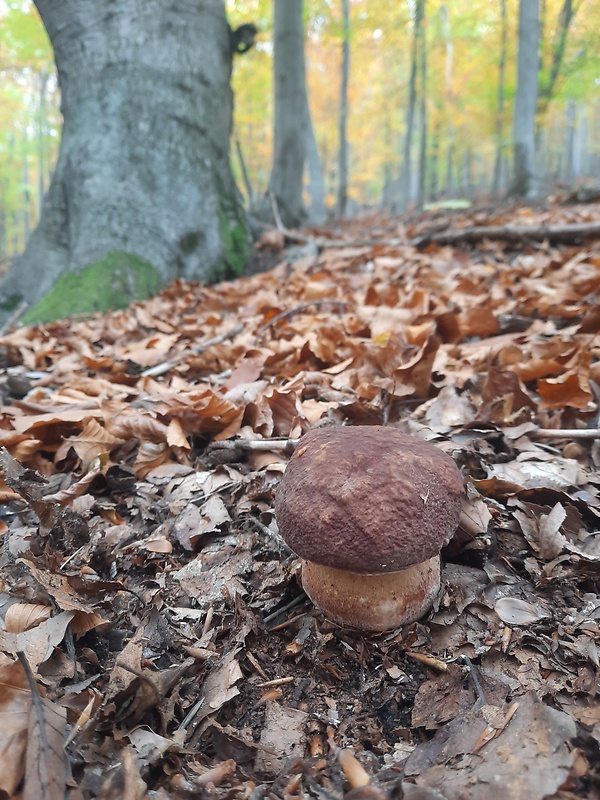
(274, 426, 464, 632)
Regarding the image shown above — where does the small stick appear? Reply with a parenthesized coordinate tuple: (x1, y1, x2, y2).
(337, 749, 371, 788)
(141, 323, 243, 378)
(268, 191, 289, 234)
(178, 696, 205, 732)
(202, 605, 214, 636)
(255, 300, 349, 338)
(534, 428, 600, 439)
(268, 612, 308, 632)
(406, 651, 448, 672)
(207, 438, 299, 454)
(462, 655, 488, 705)
(0, 301, 29, 336)
(195, 758, 236, 787)
(246, 651, 269, 681)
(256, 675, 294, 688)
(263, 594, 308, 626)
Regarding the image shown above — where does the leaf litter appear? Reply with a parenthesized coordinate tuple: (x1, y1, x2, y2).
(0, 202, 599, 798)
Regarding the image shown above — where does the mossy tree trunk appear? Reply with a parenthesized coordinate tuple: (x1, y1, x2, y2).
(0, 0, 249, 321)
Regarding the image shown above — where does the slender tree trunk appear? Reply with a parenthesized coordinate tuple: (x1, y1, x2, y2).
(416, 0, 427, 209)
(0, 176, 7, 262)
(538, 0, 575, 117)
(492, 0, 507, 197)
(22, 145, 31, 244)
(429, 122, 439, 200)
(37, 71, 48, 215)
(445, 138, 455, 197)
(440, 4, 454, 200)
(337, 0, 350, 217)
(511, 0, 539, 198)
(399, 0, 424, 210)
(578, 103, 588, 177)
(0, 0, 248, 321)
(268, 0, 308, 228)
(593, 101, 600, 176)
(305, 103, 327, 224)
(565, 98, 576, 183)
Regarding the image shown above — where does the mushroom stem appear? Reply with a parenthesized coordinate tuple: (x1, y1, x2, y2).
(301, 556, 441, 632)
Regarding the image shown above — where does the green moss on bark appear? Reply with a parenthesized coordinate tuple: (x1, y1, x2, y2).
(210, 175, 251, 282)
(23, 251, 162, 324)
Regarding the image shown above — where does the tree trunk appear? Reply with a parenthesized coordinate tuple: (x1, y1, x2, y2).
(21, 141, 31, 244)
(305, 103, 327, 224)
(37, 71, 49, 215)
(564, 98, 576, 183)
(0, 0, 248, 320)
(267, 0, 308, 228)
(337, 0, 350, 217)
(416, 0, 428, 209)
(511, 0, 539, 198)
(492, 0, 507, 197)
(399, 0, 424, 211)
(537, 0, 575, 117)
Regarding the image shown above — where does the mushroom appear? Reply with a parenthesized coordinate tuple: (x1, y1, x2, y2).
(274, 426, 464, 631)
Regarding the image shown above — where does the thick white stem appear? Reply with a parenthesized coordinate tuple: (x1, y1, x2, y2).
(301, 556, 441, 632)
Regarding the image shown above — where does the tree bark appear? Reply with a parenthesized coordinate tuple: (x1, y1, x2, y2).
(305, 102, 327, 224)
(267, 0, 308, 228)
(398, 0, 424, 210)
(416, 0, 428, 209)
(412, 220, 600, 249)
(0, 0, 248, 319)
(537, 0, 575, 117)
(511, 0, 539, 198)
(492, 0, 508, 197)
(337, 0, 350, 217)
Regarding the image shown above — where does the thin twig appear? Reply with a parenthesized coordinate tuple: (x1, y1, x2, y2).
(268, 191, 287, 233)
(406, 651, 448, 672)
(16, 652, 53, 795)
(207, 438, 299, 455)
(255, 300, 350, 338)
(462, 655, 488, 705)
(534, 428, 600, 439)
(141, 323, 243, 377)
(263, 594, 308, 626)
(256, 676, 295, 688)
(0, 301, 29, 336)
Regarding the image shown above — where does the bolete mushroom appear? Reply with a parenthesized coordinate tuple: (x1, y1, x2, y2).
(274, 426, 464, 631)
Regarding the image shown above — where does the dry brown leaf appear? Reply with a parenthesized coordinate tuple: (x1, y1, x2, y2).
(0, 658, 31, 796)
(4, 603, 52, 633)
(23, 684, 67, 800)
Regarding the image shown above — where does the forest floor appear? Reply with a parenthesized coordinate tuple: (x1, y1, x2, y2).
(0, 198, 599, 800)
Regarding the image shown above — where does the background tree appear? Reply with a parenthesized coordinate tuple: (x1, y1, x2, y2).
(0, 0, 250, 323)
(267, 0, 308, 227)
(337, 0, 350, 216)
(416, 0, 428, 208)
(398, 0, 424, 210)
(492, 0, 508, 197)
(5, 0, 600, 246)
(512, 0, 540, 197)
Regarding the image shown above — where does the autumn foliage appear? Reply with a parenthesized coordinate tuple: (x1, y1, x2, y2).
(0, 202, 598, 796)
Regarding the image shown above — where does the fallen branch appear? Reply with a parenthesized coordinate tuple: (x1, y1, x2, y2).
(141, 323, 243, 378)
(255, 299, 350, 339)
(534, 428, 600, 439)
(0, 300, 28, 336)
(206, 438, 299, 457)
(411, 221, 600, 248)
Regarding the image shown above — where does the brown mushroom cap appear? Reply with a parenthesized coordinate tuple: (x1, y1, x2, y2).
(274, 426, 463, 574)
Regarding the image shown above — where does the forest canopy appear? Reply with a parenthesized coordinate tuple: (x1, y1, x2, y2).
(1, 0, 600, 261)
